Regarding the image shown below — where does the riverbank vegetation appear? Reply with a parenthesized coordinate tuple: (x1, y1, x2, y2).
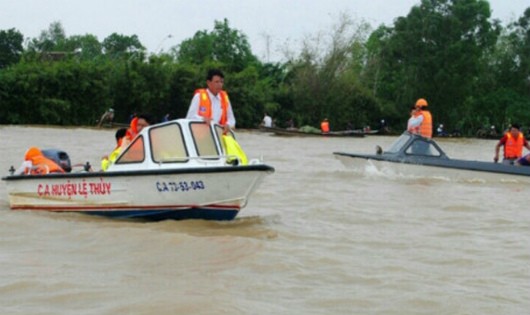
(0, 0, 529, 136)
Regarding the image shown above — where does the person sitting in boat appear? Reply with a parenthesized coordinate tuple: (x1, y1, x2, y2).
(321, 118, 330, 133)
(516, 154, 530, 166)
(122, 113, 154, 147)
(15, 146, 65, 175)
(494, 123, 530, 165)
(97, 108, 115, 128)
(261, 112, 272, 128)
(436, 124, 447, 137)
(407, 98, 432, 138)
(101, 128, 127, 171)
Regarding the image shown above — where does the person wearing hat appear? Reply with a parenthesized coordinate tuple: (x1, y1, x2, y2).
(407, 98, 432, 138)
(415, 98, 432, 138)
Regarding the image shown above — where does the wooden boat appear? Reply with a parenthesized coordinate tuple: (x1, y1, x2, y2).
(334, 131, 530, 182)
(260, 126, 365, 137)
(2, 119, 274, 221)
(98, 122, 130, 129)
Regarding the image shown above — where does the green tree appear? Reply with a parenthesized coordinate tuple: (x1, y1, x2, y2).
(509, 7, 530, 97)
(365, 0, 500, 133)
(175, 30, 214, 65)
(284, 14, 378, 129)
(102, 33, 145, 59)
(64, 34, 103, 59)
(27, 21, 67, 52)
(175, 19, 258, 71)
(0, 28, 24, 69)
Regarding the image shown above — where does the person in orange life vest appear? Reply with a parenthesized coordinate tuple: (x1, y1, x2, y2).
(15, 146, 65, 175)
(494, 124, 530, 165)
(101, 127, 127, 171)
(321, 118, 330, 133)
(411, 98, 432, 138)
(122, 114, 153, 148)
(185, 69, 236, 133)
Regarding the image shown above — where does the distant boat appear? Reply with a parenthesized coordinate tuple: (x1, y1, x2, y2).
(99, 122, 130, 129)
(260, 126, 367, 137)
(334, 131, 530, 183)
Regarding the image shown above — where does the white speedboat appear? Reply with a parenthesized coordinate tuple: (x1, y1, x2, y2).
(2, 119, 274, 221)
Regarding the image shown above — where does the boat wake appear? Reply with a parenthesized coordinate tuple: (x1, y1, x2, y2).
(151, 214, 280, 239)
(359, 160, 506, 185)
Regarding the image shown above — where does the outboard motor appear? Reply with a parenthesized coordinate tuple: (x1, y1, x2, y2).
(42, 149, 72, 172)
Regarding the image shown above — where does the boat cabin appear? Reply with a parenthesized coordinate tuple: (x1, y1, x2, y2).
(382, 132, 449, 159)
(107, 119, 242, 171)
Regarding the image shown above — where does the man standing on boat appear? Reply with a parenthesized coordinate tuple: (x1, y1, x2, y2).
(494, 124, 530, 165)
(186, 69, 236, 132)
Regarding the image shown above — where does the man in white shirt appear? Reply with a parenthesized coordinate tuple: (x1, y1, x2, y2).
(262, 112, 272, 128)
(186, 69, 236, 132)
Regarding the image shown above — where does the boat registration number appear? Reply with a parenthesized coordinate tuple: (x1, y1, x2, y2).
(156, 180, 205, 192)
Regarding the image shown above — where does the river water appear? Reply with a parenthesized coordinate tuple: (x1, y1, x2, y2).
(0, 125, 528, 315)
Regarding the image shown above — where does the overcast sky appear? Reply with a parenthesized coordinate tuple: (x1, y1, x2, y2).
(1, 0, 528, 62)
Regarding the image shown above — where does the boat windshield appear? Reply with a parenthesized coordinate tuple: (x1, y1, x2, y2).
(385, 133, 443, 157)
(385, 134, 410, 154)
(190, 122, 220, 158)
(405, 139, 442, 156)
(116, 136, 145, 163)
(150, 123, 189, 163)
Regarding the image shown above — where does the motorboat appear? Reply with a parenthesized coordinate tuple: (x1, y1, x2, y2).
(333, 131, 530, 182)
(2, 119, 274, 221)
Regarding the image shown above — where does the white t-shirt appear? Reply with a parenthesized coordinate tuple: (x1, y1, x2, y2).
(407, 114, 423, 131)
(263, 115, 272, 127)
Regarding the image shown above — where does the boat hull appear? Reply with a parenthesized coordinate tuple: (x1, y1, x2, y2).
(3, 165, 273, 221)
(334, 153, 530, 183)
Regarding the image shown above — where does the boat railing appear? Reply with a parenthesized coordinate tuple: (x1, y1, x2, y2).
(156, 154, 252, 166)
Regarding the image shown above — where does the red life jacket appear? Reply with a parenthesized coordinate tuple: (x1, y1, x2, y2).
(195, 89, 229, 125)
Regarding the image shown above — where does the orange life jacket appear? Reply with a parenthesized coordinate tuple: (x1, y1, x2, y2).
(24, 147, 65, 175)
(195, 89, 229, 125)
(419, 110, 432, 138)
(321, 121, 330, 133)
(125, 117, 139, 142)
(504, 132, 524, 158)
